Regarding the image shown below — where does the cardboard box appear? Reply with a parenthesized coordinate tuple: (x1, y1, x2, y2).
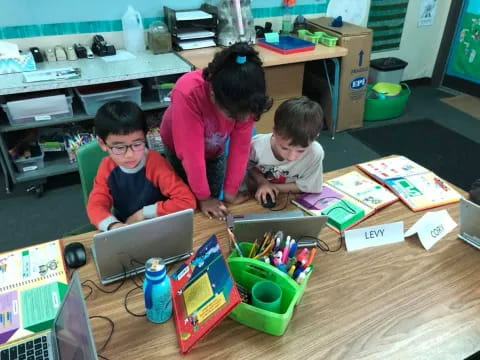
(265, 63, 304, 100)
(257, 63, 304, 134)
(305, 18, 372, 132)
(0, 52, 36, 75)
(256, 99, 282, 134)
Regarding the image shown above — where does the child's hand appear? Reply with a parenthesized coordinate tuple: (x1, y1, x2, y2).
(199, 197, 229, 221)
(126, 209, 145, 225)
(108, 222, 126, 231)
(223, 191, 250, 205)
(255, 183, 279, 204)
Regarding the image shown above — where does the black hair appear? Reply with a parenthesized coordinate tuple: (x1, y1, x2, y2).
(95, 101, 147, 141)
(273, 96, 324, 147)
(470, 178, 480, 206)
(203, 42, 272, 120)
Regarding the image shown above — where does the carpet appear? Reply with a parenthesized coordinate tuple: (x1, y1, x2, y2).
(349, 119, 480, 191)
(441, 94, 480, 120)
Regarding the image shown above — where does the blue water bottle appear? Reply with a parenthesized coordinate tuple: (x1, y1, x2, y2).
(143, 257, 172, 323)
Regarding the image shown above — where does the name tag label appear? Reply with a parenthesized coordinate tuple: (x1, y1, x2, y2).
(405, 210, 457, 250)
(345, 221, 404, 251)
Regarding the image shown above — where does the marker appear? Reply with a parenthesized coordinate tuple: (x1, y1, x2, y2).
(304, 248, 316, 268)
(288, 264, 296, 277)
(296, 265, 313, 284)
(296, 248, 309, 263)
(281, 243, 289, 264)
(277, 263, 287, 273)
(288, 240, 297, 258)
(292, 266, 304, 279)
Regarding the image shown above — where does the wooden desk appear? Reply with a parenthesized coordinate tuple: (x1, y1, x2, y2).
(66, 163, 480, 360)
(179, 45, 348, 136)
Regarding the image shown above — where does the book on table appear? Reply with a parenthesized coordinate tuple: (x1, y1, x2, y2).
(0, 240, 68, 345)
(356, 156, 462, 211)
(292, 170, 398, 232)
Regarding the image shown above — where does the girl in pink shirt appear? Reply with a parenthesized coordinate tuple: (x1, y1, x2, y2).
(160, 42, 272, 220)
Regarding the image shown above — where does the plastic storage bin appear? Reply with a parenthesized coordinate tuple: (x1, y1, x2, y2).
(369, 57, 408, 84)
(14, 150, 45, 173)
(364, 83, 411, 121)
(297, 30, 325, 44)
(319, 34, 338, 47)
(1, 89, 74, 125)
(75, 80, 142, 116)
(227, 242, 313, 336)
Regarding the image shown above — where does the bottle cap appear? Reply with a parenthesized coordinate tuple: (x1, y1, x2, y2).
(145, 257, 166, 277)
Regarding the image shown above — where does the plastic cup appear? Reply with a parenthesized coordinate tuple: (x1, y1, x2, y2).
(251, 280, 282, 313)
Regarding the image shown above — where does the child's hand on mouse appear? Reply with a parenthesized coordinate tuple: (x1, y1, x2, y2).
(223, 191, 250, 205)
(255, 183, 279, 204)
(199, 197, 229, 221)
(126, 209, 145, 225)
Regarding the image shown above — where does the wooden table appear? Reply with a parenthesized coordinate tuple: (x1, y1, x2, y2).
(65, 163, 480, 360)
(179, 45, 348, 137)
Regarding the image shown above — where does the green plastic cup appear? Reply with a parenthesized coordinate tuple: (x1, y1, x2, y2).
(251, 280, 282, 313)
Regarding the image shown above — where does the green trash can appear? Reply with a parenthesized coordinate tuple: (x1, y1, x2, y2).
(364, 83, 411, 121)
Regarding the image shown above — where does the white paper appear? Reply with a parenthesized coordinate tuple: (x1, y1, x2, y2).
(345, 221, 404, 252)
(418, 0, 437, 27)
(0, 40, 20, 58)
(177, 30, 215, 40)
(101, 50, 136, 62)
(176, 10, 212, 21)
(405, 210, 457, 250)
(178, 38, 216, 50)
(23, 68, 80, 83)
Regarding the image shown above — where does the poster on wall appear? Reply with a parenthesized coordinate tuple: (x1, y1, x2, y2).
(418, 0, 437, 27)
(446, 0, 480, 84)
(367, 0, 409, 52)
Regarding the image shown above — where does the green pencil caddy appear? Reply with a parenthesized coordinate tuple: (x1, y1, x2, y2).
(227, 242, 313, 336)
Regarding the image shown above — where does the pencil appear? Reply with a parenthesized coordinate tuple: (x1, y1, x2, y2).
(227, 228, 244, 257)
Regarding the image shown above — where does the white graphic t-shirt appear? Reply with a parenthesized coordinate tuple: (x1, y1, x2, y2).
(248, 133, 325, 193)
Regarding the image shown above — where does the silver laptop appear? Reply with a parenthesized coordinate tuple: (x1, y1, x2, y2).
(92, 209, 194, 284)
(232, 213, 329, 246)
(458, 198, 480, 249)
(0, 272, 97, 359)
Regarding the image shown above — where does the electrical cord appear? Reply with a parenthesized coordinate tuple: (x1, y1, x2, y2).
(299, 234, 343, 252)
(89, 315, 114, 357)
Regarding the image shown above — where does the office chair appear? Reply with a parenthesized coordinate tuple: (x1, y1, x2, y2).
(76, 140, 108, 206)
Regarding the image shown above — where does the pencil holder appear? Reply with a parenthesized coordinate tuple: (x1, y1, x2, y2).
(227, 243, 313, 336)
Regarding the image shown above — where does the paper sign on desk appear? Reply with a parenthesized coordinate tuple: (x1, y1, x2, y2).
(405, 210, 457, 250)
(344, 221, 404, 251)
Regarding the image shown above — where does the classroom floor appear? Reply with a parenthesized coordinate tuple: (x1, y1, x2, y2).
(1, 85, 479, 252)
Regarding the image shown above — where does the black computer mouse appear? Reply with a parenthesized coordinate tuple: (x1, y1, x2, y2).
(261, 194, 276, 209)
(64, 242, 87, 268)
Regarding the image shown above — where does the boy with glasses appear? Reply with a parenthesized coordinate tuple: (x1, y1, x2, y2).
(87, 101, 196, 231)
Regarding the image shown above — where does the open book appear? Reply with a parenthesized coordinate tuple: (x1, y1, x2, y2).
(0, 240, 68, 344)
(292, 171, 398, 232)
(357, 156, 462, 211)
(170, 235, 240, 354)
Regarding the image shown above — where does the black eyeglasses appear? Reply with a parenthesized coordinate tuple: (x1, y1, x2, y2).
(106, 141, 146, 155)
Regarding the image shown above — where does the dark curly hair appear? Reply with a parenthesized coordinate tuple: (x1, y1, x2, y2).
(203, 42, 272, 121)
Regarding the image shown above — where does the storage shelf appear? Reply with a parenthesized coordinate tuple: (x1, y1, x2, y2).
(15, 156, 78, 182)
(0, 100, 169, 133)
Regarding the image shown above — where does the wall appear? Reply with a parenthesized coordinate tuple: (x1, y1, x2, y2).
(371, 0, 453, 80)
(0, 0, 452, 81)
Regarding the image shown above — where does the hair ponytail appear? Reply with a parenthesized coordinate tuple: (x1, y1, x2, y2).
(203, 42, 272, 120)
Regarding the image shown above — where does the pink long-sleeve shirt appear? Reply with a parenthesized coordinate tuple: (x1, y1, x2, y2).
(160, 70, 254, 200)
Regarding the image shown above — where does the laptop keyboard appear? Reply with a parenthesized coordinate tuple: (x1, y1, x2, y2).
(0, 335, 50, 360)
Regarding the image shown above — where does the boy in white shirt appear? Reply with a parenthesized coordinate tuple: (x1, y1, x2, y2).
(247, 96, 325, 205)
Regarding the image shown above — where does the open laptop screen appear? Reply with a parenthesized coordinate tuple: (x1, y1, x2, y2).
(54, 274, 97, 360)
